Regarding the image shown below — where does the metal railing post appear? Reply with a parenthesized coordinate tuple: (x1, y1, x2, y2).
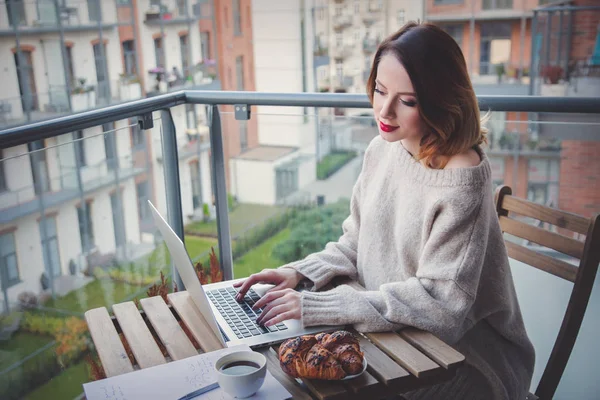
(208, 105, 234, 281)
(160, 109, 185, 290)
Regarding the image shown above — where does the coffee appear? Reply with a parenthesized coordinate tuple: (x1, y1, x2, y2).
(219, 360, 260, 376)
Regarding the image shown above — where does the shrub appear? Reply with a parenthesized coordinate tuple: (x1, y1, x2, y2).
(317, 151, 357, 180)
(0, 342, 61, 400)
(273, 200, 350, 263)
(17, 291, 38, 309)
(231, 210, 297, 260)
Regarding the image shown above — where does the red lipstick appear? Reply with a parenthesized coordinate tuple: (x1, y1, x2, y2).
(379, 121, 399, 133)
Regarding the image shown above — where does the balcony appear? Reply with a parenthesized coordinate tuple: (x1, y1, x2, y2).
(144, 4, 197, 25)
(332, 14, 352, 31)
(362, 37, 378, 54)
(0, 0, 119, 35)
(0, 92, 599, 400)
(0, 77, 145, 129)
(332, 45, 353, 60)
(362, 10, 381, 26)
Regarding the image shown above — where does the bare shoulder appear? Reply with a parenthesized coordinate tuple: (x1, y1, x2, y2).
(445, 148, 481, 169)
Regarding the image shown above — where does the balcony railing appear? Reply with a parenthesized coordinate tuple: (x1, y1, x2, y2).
(0, 92, 599, 399)
(333, 14, 352, 31)
(0, 0, 119, 33)
(0, 78, 145, 129)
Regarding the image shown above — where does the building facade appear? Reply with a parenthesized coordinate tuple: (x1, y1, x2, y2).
(0, 0, 258, 311)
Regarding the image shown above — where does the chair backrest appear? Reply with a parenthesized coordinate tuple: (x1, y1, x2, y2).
(495, 186, 600, 400)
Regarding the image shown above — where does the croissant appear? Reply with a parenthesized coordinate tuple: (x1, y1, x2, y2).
(278, 331, 365, 380)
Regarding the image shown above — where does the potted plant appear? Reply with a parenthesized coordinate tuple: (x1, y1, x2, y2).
(203, 203, 210, 222)
(71, 77, 96, 112)
(495, 63, 506, 83)
(540, 65, 567, 96)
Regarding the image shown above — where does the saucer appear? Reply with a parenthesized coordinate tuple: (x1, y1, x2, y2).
(341, 358, 368, 381)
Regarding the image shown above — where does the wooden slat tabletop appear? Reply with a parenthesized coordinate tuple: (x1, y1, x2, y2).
(84, 293, 465, 399)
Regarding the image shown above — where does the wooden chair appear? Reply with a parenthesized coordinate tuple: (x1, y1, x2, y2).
(495, 186, 600, 400)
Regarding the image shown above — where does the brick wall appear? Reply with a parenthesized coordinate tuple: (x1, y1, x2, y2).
(558, 140, 600, 218)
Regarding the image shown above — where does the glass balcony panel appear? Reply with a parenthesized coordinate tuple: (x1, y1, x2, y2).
(0, 116, 177, 399)
(0, 0, 119, 30)
(215, 108, 374, 280)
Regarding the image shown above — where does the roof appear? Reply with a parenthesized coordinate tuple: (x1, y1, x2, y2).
(234, 145, 298, 162)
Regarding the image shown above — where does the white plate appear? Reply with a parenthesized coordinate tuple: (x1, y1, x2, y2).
(340, 358, 368, 381)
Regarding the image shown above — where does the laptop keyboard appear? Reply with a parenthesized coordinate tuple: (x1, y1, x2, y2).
(206, 287, 288, 339)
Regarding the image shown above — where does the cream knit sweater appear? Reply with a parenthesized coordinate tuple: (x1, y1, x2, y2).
(282, 136, 535, 399)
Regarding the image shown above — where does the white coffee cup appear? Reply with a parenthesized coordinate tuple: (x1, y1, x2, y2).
(214, 351, 267, 399)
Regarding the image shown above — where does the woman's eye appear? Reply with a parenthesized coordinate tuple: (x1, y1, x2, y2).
(374, 88, 385, 95)
(400, 99, 417, 107)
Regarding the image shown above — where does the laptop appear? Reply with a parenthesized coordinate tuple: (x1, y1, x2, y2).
(148, 200, 340, 349)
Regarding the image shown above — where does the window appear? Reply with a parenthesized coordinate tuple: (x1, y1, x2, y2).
(66, 46, 75, 86)
(87, 0, 100, 22)
(180, 35, 190, 76)
(190, 162, 202, 209)
(40, 217, 61, 278)
(77, 203, 95, 252)
(233, 0, 242, 36)
(482, 0, 513, 10)
(335, 33, 343, 47)
(131, 119, 145, 148)
(6, 0, 26, 27)
(239, 121, 248, 151)
(0, 150, 6, 192)
(336, 60, 343, 79)
(479, 22, 511, 75)
(74, 131, 86, 166)
(122, 40, 136, 77)
(0, 232, 19, 288)
(235, 56, 245, 90)
(443, 24, 463, 48)
(186, 104, 197, 130)
(177, 0, 186, 16)
(434, 0, 463, 4)
(335, 5, 342, 16)
(397, 9, 405, 26)
(201, 32, 210, 60)
(318, 7, 324, 20)
(116, 0, 131, 5)
(93, 43, 110, 103)
(28, 140, 49, 195)
(354, 0, 360, 13)
(224, 6, 229, 28)
(137, 181, 150, 221)
(527, 158, 559, 206)
(154, 37, 165, 68)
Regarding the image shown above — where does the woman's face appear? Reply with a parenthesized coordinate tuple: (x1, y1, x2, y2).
(372, 54, 425, 145)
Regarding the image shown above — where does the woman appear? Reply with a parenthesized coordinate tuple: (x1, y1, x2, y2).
(235, 22, 534, 399)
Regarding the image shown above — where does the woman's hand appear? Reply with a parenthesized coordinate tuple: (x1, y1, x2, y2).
(254, 288, 301, 326)
(233, 268, 304, 301)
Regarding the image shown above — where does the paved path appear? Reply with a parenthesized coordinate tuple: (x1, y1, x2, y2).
(297, 155, 363, 204)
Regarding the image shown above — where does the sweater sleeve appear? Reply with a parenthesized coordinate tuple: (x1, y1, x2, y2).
(301, 191, 488, 345)
(279, 172, 362, 291)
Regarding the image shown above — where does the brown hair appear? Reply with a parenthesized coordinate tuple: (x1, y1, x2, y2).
(366, 22, 487, 168)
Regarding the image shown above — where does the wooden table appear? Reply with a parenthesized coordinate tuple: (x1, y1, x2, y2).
(85, 291, 465, 399)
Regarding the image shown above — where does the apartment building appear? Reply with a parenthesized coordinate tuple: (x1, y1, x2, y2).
(0, 0, 257, 311)
(233, 0, 317, 205)
(313, 0, 423, 98)
(426, 0, 600, 219)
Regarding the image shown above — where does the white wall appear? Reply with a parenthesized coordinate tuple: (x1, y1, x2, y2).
(230, 158, 275, 204)
(252, 0, 317, 154)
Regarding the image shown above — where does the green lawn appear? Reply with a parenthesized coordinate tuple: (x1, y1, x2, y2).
(185, 236, 218, 261)
(23, 361, 89, 400)
(317, 151, 357, 180)
(0, 332, 53, 370)
(233, 228, 290, 278)
(186, 203, 286, 238)
(44, 279, 140, 314)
